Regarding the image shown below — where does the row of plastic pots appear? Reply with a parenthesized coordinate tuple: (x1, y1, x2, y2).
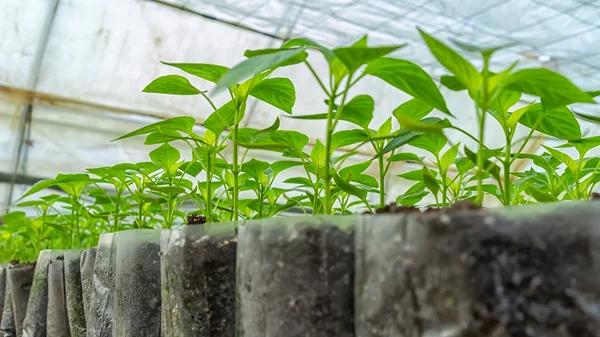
(1, 201, 598, 337)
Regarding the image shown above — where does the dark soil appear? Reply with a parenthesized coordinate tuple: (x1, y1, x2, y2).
(186, 213, 206, 225)
(165, 231, 237, 337)
(56, 256, 64, 261)
(591, 192, 600, 200)
(241, 224, 355, 337)
(370, 201, 481, 214)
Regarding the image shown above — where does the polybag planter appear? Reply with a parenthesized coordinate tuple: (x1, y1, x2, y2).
(0, 265, 6, 322)
(1, 287, 15, 337)
(161, 223, 237, 337)
(7, 263, 35, 337)
(356, 202, 600, 337)
(64, 250, 85, 337)
(112, 229, 161, 337)
(79, 247, 96, 327)
(237, 217, 356, 337)
(47, 255, 70, 337)
(23, 250, 65, 337)
(87, 234, 117, 337)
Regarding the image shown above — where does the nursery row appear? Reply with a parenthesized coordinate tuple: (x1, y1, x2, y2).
(1, 201, 597, 337)
(2, 29, 600, 267)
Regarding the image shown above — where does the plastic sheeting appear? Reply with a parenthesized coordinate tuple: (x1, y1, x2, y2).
(0, 0, 599, 208)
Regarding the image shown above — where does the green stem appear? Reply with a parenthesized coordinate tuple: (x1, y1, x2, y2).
(324, 94, 336, 215)
(378, 156, 385, 208)
(206, 154, 213, 223)
(113, 192, 121, 232)
(232, 119, 240, 221)
(503, 131, 512, 206)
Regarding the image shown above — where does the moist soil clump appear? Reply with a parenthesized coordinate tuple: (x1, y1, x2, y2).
(186, 213, 206, 225)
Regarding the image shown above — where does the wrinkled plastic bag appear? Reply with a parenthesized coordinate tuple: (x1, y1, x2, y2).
(112, 230, 160, 337)
(79, 247, 96, 328)
(237, 217, 356, 337)
(47, 256, 69, 337)
(7, 263, 35, 337)
(86, 234, 116, 337)
(0, 266, 5, 324)
(355, 202, 600, 337)
(1, 264, 16, 337)
(161, 224, 236, 337)
(64, 250, 85, 337)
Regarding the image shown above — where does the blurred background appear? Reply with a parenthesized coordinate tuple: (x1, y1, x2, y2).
(1, 0, 599, 210)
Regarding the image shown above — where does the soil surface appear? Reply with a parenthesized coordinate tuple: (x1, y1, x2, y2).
(241, 224, 355, 337)
(186, 213, 206, 225)
(370, 201, 481, 214)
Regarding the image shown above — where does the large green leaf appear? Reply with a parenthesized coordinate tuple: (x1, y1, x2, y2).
(526, 184, 558, 202)
(149, 143, 181, 174)
(242, 159, 270, 179)
(160, 62, 229, 83)
(291, 95, 374, 128)
(440, 75, 467, 91)
(217, 48, 307, 89)
(271, 161, 303, 177)
(114, 116, 196, 141)
(143, 75, 201, 95)
(409, 133, 447, 156)
(333, 44, 405, 73)
(519, 103, 581, 140)
(542, 145, 578, 173)
(331, 129, 370, 151)
(364, 57, 450, 115)
(271, 130, 309, 153)
(558, 136, 600, 157)
(397, 183, 428, 206)
(418, 29, 482, 92)
(250, 78, 296, 113)
(506, 69, 595, 109)
(20, 179, 58, 200)
(388, 152, 423, 163)
(339, 160, 371, 179)
(204, 100, 237, 136)
(393, 98, 434, 123)
(333, 172, 367, 199)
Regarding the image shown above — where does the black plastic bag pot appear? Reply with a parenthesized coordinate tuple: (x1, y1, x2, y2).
(47, 256, 69, 337)
(86, 234, 116, 337)
(237, 217, 356, 337)
(161, 224, 237, 337)
(79, 247, 96, 328)
(355, 202, 600, 337)
(112, 230, 160, 337)
(0, 265, 6, 323)
(1, 264, 16, 337)
(23, 250, 65, 337)
(7, 263, 35, 337)
(64, 251, 85, 337)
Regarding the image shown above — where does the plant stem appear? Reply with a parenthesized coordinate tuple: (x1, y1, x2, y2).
(324, 94, 336, 214)
(113, 192, 121, 232)
(206, 154, 213, 223)
(378, 155, 385, 207)
(503, 132, 512, 206)
(232, 117, 240, 221)
(475, 107, 487, 205)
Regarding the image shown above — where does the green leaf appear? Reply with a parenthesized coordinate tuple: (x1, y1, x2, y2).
(19, 179, 57, 200)
(574, 111, 600, 124)
(526, 184, 558, 202)
(144, 130, 185, 145)
(422, 167, 440, 196)
(333, 44, 405, 73)
(283, 177, 313, 188)
(409, 133, 447, 156)
(271, 161, 303, 177)
(250, 78, 296, 113)
(395, 114, 449, 135)
(440, 143, 460, 171)
(291, 95, 374, 128)
(377, 118, 393, 138)
(310, 140, 327, 175)
(388, 152, 423, 163)
(113, 116, 196, 141)
(242, 159, 270, 179)
(271, 130, 309, 153)
(332, 151, 359, 165)
(283, 38, 336, 62)
(378, 129, 422, 157)
(440, 75, 467, 91)
(398, 169, 427, 181)
(558, 136, 600, 157)
(418, 28, 482, 92)
(364, 57, 450, 115)
(506, 69, 595, 109)
(217, 48, 307, 89)
(354, 174, 379, 188)
(204, 100, 237, 136)
(331, 129, 369, 151)
(507, 103, 533, 130)
(149, 143, 181, 174)
(179, 161, 203, 176)
(542, 145, 579, 173)
(464, 146, 501, 182)
(397, 183, 428, 206)
(519, 103, 581, 140)
(492, 90, 522, 114)
(160, 62, 229, 83)
(251, 118, 280, 143)
(393, 98, 434, 123)
(143, 75, 201, 95)
(339, 160, 372, 179)
(333, 172, 367, 199)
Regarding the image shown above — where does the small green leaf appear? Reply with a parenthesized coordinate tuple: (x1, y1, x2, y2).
(397, 183, 428, 206)
(217, 48, 307, 89)
(558, 136, 600, 157)
(440, 143, 460, 171)
(388, 152, 423, 163)
(291, 95, 374, 128)
(519, 103, 581, 140)
(331, 129, 369, 151)
(144, 130, 185, 145)
(492, 90, 522, 114)
(251, 118, 280, 143)
(395, 114, 449, 135)
(283, 38, 336, 63)
(339, 160, 372, 179)
(365, 57, 450, 115)
(242, 159, 270, 180)
(440, 75, 467, 91)
(542, 145, 579, 173)
(160, 62, 229, 83)
(507, 103, 533, 130)
(250, 78, 296, 113)
(332, 151, 359, 165)
(179, 161, 203, 176)
(464, 146, 501, 182)
(143, 75, 201, 95)
(149, 143, 181, 174)
(333, 44, 405, 73)
(283, 177, 313, 188)
(418, 28, 482, 92)
(19, 179, 57, 200)
(378, 129, 422, 157)
(377, 118, 393, 138)
(271, 130, 309, 153)
(310, 140, 327, 176)
(526, 184, 559, 202)
(113, 116, 196, 141)
(393, 99, 434, 123)
(422, 167, 440, 196)
(506, 69, 595, 109)
(271, 161, 303, 177)
(398, 169, 428, 181)
(333, 172, 367, 199)
(204, 100, 237, 136)
(410, 133, 448, 156)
